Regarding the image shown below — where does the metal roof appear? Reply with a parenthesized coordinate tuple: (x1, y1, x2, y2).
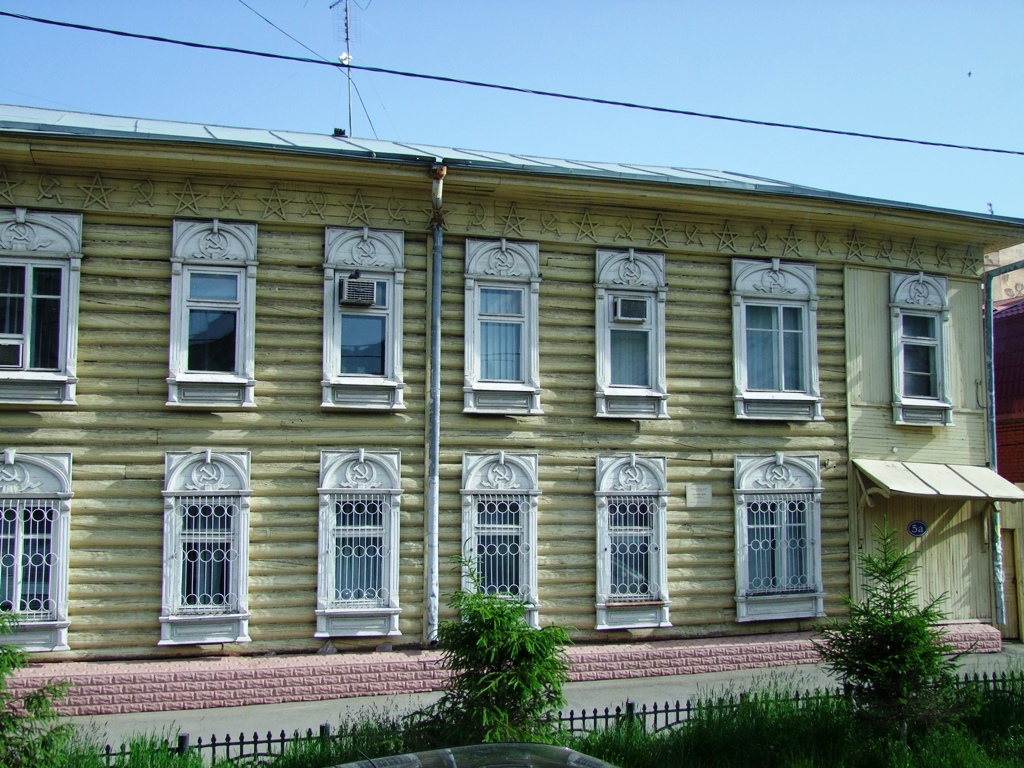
(2, 103, 1023, 226)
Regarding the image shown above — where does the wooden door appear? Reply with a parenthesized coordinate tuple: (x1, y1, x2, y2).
(1000, 529, 1020, 641)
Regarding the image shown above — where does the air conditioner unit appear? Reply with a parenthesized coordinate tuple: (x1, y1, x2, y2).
(339, 279, 376, 306)
(613, 297, 647, 322)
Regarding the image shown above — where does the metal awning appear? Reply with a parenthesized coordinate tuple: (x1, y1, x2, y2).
(853, 459, 1024, 501)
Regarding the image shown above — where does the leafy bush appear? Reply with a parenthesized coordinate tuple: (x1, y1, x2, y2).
(407, 558, 571, 746)
(0, 611, 78, 767)
(815, 520, 962, 743)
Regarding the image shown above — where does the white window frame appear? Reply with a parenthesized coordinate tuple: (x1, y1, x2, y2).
(0, 208, 82, 406)
(734, 453, 824, 622)
(595, 454, 670, 630)
(464, 239, 542, 415)
(167, 220, 258, 409)
(322, 227, 405, 410)
(731, 259, 822, 421)
(595, 249, 668, 419)
(461, 452, 540, 627)
(890, 272, 952, 426)
(0, 449, 71, 652)
(160, 450, 251, 645)
(316, 449, 401, 637)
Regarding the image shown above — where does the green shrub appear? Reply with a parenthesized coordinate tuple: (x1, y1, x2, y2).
(816, 520, 962, 744)
(407, 558, 571, 746)
(0, 611, 79, 767)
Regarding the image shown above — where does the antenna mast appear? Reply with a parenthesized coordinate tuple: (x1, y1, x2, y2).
(331, 0, 354, 136)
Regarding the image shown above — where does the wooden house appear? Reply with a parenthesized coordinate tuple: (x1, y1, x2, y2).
(1, 104, 1023, 672)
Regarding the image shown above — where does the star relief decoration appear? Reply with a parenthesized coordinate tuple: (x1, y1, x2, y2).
(344, 189, 373, 225)
(779, 226, 803, 257)
(715, 220, 739, 252)
(0, 167, 24, 205)
(78, 173, 114, 210)
(258, 184, 293, 220)
(575, 208, 599, 242)
(498, 202, 527, 237)
(172, 179, 205, 215)
(645, 215, 672, 247)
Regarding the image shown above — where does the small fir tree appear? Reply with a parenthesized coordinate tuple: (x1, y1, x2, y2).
(0, 612, 76, 767)
(816, 519, 961, 744)
(407, 558, 571, 746)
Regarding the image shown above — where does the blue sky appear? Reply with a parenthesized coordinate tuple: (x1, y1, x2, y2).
(2, 1, 1023, 218)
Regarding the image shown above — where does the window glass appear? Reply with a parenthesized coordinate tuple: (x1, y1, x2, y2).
(746, 305, 779, 390)
(475, 496, 523, 597)
(340, 314, 386, 375)
(188, 309, 237, 372)
(480, 288, 522, 316)
(782, 306, 805, 391)
(610, 329, 650, 387)
(0, 265, 26, 336)
(903, 314, 936, 340)
(904, 344, 937, 397)
(745, 495, 810, 595)
(189, 272, 238, 302)
(480, 322, 522, 381)
(607, 497, 653, 600)
(179, 498, 236, 610)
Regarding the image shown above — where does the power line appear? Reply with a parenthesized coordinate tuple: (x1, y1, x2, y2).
(3, 9, 1023, 158)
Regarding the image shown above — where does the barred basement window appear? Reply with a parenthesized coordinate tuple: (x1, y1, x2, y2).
(461, 453, 539, 627)
(734, 453, 824, 622)
(177, 495, 239, 613)
(595, 455, 669, 630)
(317, 450, 401, 637)
(0, 450, 71, 652)
(161, 450, 251, 645)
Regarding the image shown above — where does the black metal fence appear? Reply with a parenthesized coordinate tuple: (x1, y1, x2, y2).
(97, 670, 1024, 765)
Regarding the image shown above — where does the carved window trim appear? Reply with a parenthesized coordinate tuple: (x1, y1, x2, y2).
(463, 239, 543, 415)
(595, 249, 669, 419)
(167, 220, 258, 409)
(595, 454, 670, 630)
(0, 449, 72, 652)
(461, 452, 540, 627)
(890, 272, 953, 426)
(322, 227, 406, 410)
(316, 449, 402, 637)
(160, 450, 251, 645)
(733, 453, 825, 622)
(0, 208, 82, 407)
(731, 259, 822, 421)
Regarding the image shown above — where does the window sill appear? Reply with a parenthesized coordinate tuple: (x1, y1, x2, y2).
(464, 383, 543, 415)
(167, 375, 256, 409)
(315, 608, 401, 637)
(596, 601, 671, 630)
(0, 620, 70, 652)
(735, 392, 823, 421)
(893, 400, 953, 427)
(0, 373, 77, 407)
(158, 612, 252, 645)
(736, 591, 825, 622)
(596, 389, 669, 419)
(321, 378, 405, 411)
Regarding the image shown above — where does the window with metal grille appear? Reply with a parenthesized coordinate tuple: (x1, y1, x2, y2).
(177, 495, 239, 614)
(474, 493, 526, 597)
(328, 493, 389, 608)
(0, 498, 58, 621)
(605, 494, 656, 602)
(744, 493, 811, 596)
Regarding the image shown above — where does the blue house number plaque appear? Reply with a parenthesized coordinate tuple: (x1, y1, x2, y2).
(908, 520, 927, 538)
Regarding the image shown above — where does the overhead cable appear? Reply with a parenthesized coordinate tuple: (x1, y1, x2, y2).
(2, 9, 1023, 158)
